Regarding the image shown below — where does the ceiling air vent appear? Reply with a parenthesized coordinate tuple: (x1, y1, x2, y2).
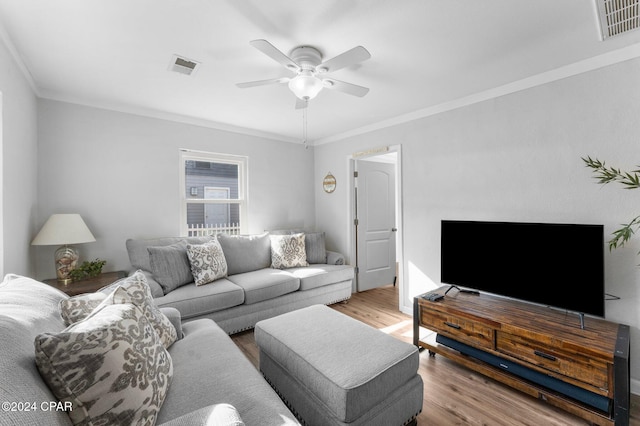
(169, 55, 200, 76)
(595, 0, 640, 40)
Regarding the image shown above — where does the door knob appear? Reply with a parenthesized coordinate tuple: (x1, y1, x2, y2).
(391, 227, 397, 232)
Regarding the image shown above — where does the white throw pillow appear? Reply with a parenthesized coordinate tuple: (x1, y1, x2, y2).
(270, 233, 309, 269)
(35, 303, 173, 426)
(186, 239, 228, 286)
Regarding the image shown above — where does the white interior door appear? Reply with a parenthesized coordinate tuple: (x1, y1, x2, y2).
(355, 159, 396, 291)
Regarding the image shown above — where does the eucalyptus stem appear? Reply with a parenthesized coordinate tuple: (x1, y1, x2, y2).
(582, 156, 640, 189)
(582, 157, 640, 252)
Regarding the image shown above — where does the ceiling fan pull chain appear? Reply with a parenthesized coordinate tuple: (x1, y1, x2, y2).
(303, 103, 308, 149)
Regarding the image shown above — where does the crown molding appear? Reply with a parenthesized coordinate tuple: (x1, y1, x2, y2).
(0, 17, 39, 96)
(314, 42, 640, 146)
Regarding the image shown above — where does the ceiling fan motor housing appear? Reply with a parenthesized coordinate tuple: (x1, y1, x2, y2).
(289, 46, 323, 70)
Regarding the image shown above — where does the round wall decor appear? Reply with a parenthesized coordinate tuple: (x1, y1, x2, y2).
(323, 173, 336, 193)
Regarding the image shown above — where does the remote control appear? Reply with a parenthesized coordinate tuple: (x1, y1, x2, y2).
(422, 292, 444, 302)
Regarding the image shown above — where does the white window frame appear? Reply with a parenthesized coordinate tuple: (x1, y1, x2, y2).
(179, 149, 248, 236)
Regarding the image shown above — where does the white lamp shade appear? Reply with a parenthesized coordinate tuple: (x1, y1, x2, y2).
(288, 71, 323, 100)
(31, 214, 96, 246)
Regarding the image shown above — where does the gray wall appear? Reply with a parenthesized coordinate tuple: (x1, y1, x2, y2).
(314, 56, 640, 389)
(34, 100, 316, 278)
(0, 32, 38, 277)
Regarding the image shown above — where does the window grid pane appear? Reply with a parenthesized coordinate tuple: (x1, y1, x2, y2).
(185, 161, 240, 200)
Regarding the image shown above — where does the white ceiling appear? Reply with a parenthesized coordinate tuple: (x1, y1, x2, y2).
(1, 0, 640, 145)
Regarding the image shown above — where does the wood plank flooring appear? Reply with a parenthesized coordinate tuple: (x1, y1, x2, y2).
(231, 285, 640, 425)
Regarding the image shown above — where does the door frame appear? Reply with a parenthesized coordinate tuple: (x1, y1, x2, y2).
(347, 144, 405, 313)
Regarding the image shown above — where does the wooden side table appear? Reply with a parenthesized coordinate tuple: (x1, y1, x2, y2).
(43, 270, 128, 296)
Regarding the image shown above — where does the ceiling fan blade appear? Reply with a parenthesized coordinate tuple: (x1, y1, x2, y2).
(323, 79, 369, 97)
(236, 77, 289, 88)
(249, 39, 300, 72)
(316, 46, 371, 73)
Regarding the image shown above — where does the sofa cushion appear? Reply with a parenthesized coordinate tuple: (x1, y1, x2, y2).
(153, 279, 244, 320)
(59, 271, 177, 348)
(161, 403, 245, 426)
(217, 232, 271, 275)
(148, 240, 193, 293)
(157, 319, 299, 426)
(270, 233, 309, 269)
(187, 238, 228, 286)
(286, 264, 355, 291)
(226, 269, 300, 304)
(126, 236, 211, 272)
(35, 303, 173, 426)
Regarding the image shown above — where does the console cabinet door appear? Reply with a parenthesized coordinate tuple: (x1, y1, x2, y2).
(420, 309, 494, 350)
(496, 331, 610, 394)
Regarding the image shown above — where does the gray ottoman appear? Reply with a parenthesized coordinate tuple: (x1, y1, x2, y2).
(254, 304, 423, 426)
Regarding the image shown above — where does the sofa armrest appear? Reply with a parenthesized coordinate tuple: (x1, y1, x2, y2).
(326, 250, 345, 265)
(158, 403, 245, 426)
(160, 307, 183, 341)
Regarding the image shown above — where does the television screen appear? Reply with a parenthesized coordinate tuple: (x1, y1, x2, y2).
(441, 220, 605, 317)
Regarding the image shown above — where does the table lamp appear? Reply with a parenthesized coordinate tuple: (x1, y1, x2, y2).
(32, 214, 96, 284)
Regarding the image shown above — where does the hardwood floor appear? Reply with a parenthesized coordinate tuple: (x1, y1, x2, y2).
(231, 285, 640, 425)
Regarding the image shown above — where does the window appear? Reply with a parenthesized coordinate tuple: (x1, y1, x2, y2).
(179, 150, 248, 236)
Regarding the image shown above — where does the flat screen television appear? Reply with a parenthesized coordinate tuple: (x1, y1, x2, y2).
(440, 220, 605, 317)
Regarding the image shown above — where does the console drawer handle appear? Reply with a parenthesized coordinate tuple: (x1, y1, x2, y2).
(444, 322, 461, 329)
(534, 350, 557, 361)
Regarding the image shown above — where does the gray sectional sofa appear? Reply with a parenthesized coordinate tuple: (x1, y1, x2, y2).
(126, 231, 355, 334)
(0, 273, 301, 426)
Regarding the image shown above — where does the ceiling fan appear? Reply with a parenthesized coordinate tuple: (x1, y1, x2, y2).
(236, 39, 371, 109)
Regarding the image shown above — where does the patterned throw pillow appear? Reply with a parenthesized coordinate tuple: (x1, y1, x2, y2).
(59, 291, 107, 325)
(270, 233, 309, 269)
(59, 271, 177, 348)
(35, 303, 173, 426)
(101, 284, 177, 349)
(186, 239, 228, 286)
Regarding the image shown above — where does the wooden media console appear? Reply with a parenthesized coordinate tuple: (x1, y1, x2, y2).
(413, 286, 630, 425)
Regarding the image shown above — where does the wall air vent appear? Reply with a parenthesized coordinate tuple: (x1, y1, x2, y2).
(169, 55, 200, 76)
(595, 0, 640, 40)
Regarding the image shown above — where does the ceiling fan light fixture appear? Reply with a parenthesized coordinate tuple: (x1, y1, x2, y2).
(288, 71, 323, 100)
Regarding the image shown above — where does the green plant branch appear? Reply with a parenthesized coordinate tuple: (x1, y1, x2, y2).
(582, 156, 640, 252)
(608, 215, 640, 251)
(582, 156, 640, 189)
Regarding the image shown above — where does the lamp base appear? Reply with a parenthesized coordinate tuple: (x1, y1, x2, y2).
(55, 245, 79, 284)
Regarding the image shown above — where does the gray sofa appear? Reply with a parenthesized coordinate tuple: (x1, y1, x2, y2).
(0, 273, 301, 426)
(126, 231, 355, 334)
